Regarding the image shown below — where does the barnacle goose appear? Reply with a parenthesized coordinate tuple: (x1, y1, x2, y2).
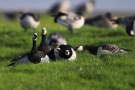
(3, 12, 19, 21)
(37, 27, 56, 61)
(7, 33, 49, 67)
(85, 12, 118, 28)
(54, 44, 76, 60)
(47, 0, 70, 15)
(112, 15, 135, 36)
(20, 12, 40, 31)
(38, 27, 51, 54)
(74, 0, 95, 18)
(46, 32, 67, 48)
(74, 44, 131, 56)
(53, 11, 85, 34)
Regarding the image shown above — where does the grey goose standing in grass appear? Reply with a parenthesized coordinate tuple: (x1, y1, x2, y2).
(8, 33, 49, 66)
(53, 11, 85, 34)
(47, 32, 67, 48)
(20, 12, 40, 31)
(74, 44, 131, 56)
(112, 15, 135, 36)
(54, 44, 76, 60)
(85, 12, 118, 28)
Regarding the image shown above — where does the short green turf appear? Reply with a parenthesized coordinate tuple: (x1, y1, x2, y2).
(0, 14, 135, 90)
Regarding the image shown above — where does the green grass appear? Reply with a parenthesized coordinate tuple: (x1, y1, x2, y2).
(0, 14, 135, 90)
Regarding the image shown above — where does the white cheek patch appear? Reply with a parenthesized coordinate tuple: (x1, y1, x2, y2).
(42, 28, 47, 35)
(68, 48, 76, 61)
(77, 46, 83, 51)
(130, 31, 135, 35)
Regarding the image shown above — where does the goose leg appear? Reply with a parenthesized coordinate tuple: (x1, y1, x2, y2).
(24, 28, 27, 32)
(68, 25, 73, 35)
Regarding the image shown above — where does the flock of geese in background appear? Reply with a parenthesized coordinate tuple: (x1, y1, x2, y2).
(7, 0, 135, 66)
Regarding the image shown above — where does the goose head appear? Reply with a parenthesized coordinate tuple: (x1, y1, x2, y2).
(42, 27, 47, 35)
(33, 33, 37, 41)
(74, 45, 83, 51)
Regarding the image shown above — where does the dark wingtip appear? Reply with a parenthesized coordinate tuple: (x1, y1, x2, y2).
(7, 62, 16, 67)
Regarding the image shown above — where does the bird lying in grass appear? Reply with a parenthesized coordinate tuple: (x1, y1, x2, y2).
(112, 15, 135, 36)
(7, 33, 49, 67)
(53, 11, 85, 34)
(54, 44, 77, 60)
(74, 44, 132, 56)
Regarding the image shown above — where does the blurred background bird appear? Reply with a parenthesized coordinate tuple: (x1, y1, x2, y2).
(74, 0, 95, 19)
(85, 12, 118, 28)
(112, 15, 135, 36)
(20, 12, 40, 31)
(47, 0, 70, 15)
(53, 11, 85, 34)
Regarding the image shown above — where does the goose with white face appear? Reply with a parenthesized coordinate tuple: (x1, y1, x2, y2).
(75, 46, 83, 51)
(42, 27, 47, 35)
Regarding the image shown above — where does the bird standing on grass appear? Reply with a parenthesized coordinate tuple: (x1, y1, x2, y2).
(20, 12, 40, 31)
(7, 33, 49, 67)
(74, 44, 131, 56)
(112, 15, 135, 36)
(53, 12, 85, 34)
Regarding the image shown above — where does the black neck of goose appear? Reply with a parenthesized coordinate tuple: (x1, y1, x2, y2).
(126, 23, 134, 36)
(41, 34, 46, 44)
(83, 45, 98, 55)
(38, 34, 46, 50)
(31, 39, 37, 53)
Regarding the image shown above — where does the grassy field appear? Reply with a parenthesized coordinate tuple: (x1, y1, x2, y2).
(0, 14, 135, 90)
